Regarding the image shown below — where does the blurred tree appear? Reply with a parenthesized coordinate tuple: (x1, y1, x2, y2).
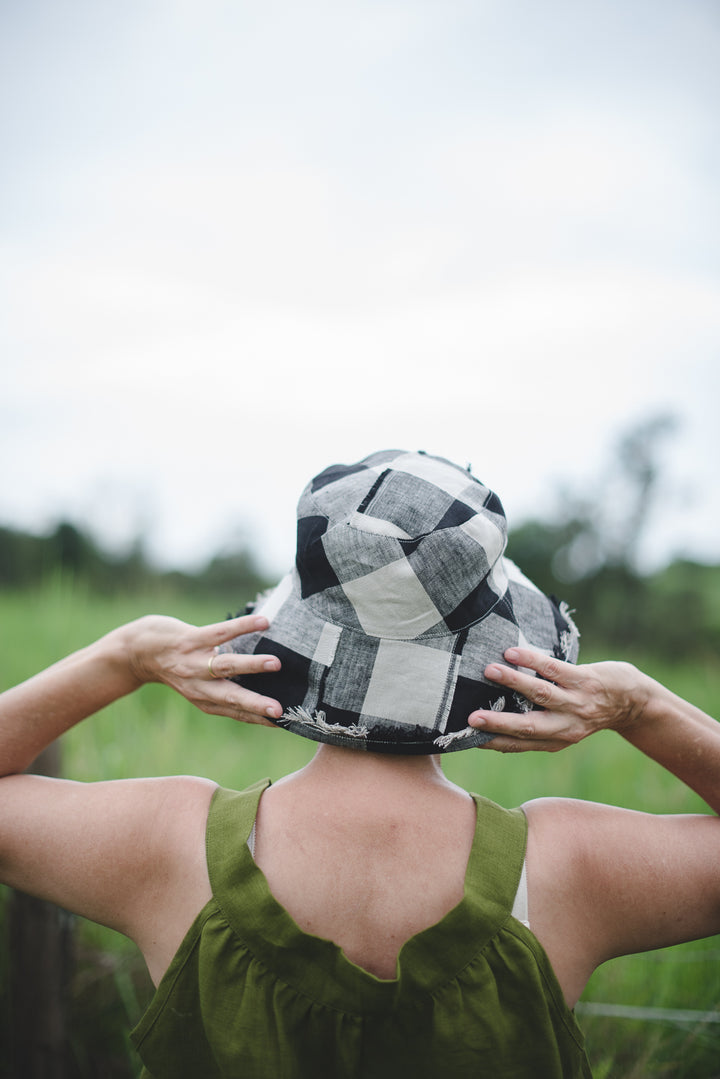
(0, 528, 47, 586)
(521, 412, 679, 584)
(51, 523, 93, 575)
(0, 415, 715, 659)
(610, 414, 678, 573)
(506, 413, 717, 657)
(0, 520, 272, 603)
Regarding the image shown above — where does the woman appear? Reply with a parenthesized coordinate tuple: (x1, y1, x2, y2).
(1, 450, 719, 1078)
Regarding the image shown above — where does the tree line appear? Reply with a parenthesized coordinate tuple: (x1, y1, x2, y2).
(507, 414, 720, 659)
(0, 519, 270, 609)
(1, 415, 717, 659)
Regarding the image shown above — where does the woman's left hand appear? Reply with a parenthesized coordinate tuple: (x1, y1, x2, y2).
(121, 613, 283, 726)
(468, 646, 647, 752)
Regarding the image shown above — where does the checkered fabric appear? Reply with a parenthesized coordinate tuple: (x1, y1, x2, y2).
(222, 450, 580, 754)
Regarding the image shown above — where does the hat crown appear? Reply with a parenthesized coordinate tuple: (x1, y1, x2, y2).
(295, 451, 510, 640)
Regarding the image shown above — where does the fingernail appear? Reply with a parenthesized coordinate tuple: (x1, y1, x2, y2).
(254, 616, 269, 631)
(469, 714, 485, 727)
(504, 648, 520, 663)
(486, 664, 503, 680)
(266, 704, 281, 718)
(263, 659, 279, 671)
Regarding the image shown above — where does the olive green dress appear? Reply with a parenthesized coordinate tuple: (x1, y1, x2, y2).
(131, 780, 593, 1078)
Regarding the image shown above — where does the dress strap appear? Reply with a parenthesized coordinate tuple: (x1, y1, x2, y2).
(207, 780, 271, 896)
(466, 796, 528, 915)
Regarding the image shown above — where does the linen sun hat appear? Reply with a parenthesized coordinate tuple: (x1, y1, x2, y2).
(222, 450, 580, 754)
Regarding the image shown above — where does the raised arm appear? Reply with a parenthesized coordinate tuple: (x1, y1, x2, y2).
(0, 613, 283, 777)
(0, 613, 284, 986)
(468, 647, 720, 813)
(468, 650, 720, 1005)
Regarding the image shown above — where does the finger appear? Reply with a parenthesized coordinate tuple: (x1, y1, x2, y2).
(207, 651, 281, 682)
(203, 702, 279, 727)
(468, 707, 573, 744)
(469, 702, 584, 753)
(483, 662, 560, 710)
(198, 614, 271, 648)
(469, 708, 544, 738)
(198, 681, 284, 724)
(501, 648, 574, 686)
(479, 735, 564, 754)
(233, 694, 283, 725)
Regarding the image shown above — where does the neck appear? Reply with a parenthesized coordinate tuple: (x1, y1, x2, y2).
(282, 743, 459, 797)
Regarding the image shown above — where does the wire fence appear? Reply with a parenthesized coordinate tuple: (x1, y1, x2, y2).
(578, 946, 720, 1029)
(577, 1003, 720, 1026)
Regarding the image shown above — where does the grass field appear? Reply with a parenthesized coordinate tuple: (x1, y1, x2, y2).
(2, 578, 719, 1077)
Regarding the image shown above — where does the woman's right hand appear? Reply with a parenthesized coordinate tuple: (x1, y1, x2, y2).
(120, 613, 283, 726)
(468, 647, 651, 753)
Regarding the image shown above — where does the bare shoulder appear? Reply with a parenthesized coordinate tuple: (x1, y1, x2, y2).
(136, 774, 218, 843)
(521, 796, 720, 1005)
(0, 773, 217, 938)
(522, 792, 720, 893)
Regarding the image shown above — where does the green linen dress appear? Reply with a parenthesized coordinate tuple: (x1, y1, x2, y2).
(131, 779, 593, 1078)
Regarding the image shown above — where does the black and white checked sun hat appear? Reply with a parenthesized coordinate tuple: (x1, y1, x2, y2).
(223, 450, 580, 754)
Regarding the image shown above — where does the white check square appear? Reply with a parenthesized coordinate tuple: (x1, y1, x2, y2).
(361, 639, 457, 729)
(341, 559, 443, 640)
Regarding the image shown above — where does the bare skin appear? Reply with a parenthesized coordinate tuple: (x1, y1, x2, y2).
(1, 622, 719, 1006)
(0, 615, 279, 987)
(469, 650, 720, 1004)
(253, 749, 476, 980)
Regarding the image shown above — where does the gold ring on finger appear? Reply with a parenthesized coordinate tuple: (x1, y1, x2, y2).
(208, 652, 220, 679)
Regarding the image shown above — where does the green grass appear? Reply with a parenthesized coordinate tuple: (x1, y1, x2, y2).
(2, 579, 720, 1077)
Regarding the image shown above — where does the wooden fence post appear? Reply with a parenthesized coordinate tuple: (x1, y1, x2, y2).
(7, 742, 73, 1079)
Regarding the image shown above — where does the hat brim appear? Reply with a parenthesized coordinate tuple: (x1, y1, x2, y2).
(222, 558, 579, 755)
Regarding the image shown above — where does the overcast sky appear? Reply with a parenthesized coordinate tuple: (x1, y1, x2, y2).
(1, 0, 718, 580)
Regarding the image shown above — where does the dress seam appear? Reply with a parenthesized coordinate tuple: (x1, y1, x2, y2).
(198, 895, 528, 1019)
(206, 894, 393, 1017)
(131, 902, 218, 1048)
(501, 922, 588, 1052)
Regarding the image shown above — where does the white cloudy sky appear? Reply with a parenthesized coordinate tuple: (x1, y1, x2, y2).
(1, 0, 718, 579)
